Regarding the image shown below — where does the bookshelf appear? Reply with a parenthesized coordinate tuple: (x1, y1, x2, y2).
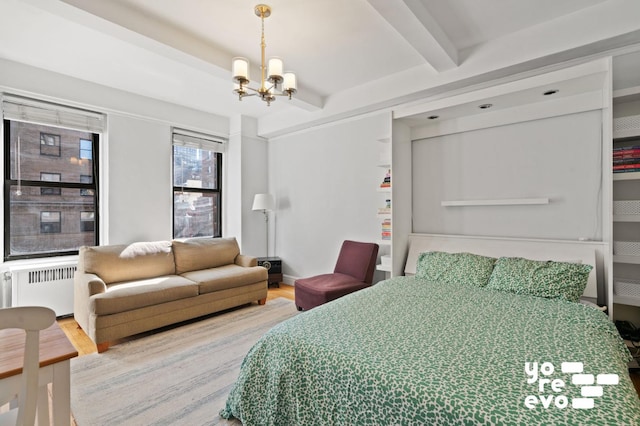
(613, 114, 640, 308)
(376, 136, 392, 274)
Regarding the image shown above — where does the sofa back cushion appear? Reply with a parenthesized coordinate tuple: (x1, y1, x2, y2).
(81, 241, 175, 284)
(173, 237, 240, 274)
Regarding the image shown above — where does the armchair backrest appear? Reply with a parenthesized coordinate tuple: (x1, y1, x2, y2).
(333, 240, 379, 284)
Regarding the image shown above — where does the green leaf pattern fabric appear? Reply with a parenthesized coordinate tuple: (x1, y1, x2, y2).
(416, 251, 496, 288)
(221, 277, 640, 425)
(486, 257, 593, 303)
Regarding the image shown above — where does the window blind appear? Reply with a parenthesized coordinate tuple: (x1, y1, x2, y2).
(2, 94, 105, 133)
(172, 128, 226, 153)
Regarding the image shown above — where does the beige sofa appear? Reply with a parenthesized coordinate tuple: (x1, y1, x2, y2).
(74, 237, 267, 352)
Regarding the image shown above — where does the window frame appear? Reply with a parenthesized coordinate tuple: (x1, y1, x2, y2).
(172, 142, 223, 239)
(3, 119, 100, 260)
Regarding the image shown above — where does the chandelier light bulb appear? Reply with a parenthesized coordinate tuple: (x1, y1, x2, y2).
(283, 72, 297, 92)
(268, 57, 283, 82)
(232, 57, 249, 82)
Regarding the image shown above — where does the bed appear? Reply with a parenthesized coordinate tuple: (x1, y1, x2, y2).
(220, 234, 640, 425)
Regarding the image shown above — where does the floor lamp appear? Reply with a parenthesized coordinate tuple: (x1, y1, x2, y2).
(252, 193, 274, 257)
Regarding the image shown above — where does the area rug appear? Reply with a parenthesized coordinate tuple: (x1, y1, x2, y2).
(70, 298, 298, 426)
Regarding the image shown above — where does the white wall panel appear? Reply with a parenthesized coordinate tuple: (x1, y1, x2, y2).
(412, 110, 603, 240)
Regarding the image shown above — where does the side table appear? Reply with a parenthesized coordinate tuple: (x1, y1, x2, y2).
(257, 256, 283, 288)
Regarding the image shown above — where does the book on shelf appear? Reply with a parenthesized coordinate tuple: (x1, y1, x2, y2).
(378, 207, 391, 214)
(614, 149, 640, 158)
(614, 145, 640, 152)
(613, 165, 640, 173)
(614, 157, 640, 164)
(614, 163, 640, 170)
(380, 169, 391, 188)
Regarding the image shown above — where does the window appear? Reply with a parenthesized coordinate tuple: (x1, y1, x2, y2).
(172, 129, 224, 239)
(80, 175, 93, 196)
(40, 211, 61, 234)
(80, 212, 95, 232)
(40, 133, 61, 156)
(80, 138, 92, 160)
(40, 172, 61, 195)
(3, 95, 103, 260)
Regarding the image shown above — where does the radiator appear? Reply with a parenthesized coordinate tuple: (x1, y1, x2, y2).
(9, 262, 77, 317)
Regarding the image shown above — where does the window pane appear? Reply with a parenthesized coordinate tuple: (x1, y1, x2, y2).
(80, 138, 92, 160)
(173, 191, 219, 238)
(9, 185, 96, 256)
(10, 121, 93, 183)
(80, 211, 95, 232)
(173, 146, 218, 190)
(40, 133, 61, 156)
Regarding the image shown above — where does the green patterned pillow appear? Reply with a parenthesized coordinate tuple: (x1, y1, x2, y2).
(415, 251, 496, 287)
(486, 257, 593, 303)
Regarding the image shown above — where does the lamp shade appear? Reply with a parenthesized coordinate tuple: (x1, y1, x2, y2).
(252, 193, 275, 211)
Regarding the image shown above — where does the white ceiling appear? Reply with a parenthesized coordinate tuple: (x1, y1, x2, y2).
(1, 0, 640, 136)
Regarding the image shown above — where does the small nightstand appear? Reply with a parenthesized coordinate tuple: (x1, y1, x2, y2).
(257, 257, 283, 288)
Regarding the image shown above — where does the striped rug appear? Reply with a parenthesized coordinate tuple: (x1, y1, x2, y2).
(70, 298, 298, 425)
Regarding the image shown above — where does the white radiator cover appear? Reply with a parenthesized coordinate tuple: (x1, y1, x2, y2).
(10, 261, 77, 317)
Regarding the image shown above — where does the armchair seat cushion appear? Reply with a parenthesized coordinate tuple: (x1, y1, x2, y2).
(182, 264, 268, 294)
(90, 275, 198, 315)
(295, 273, 370, 309)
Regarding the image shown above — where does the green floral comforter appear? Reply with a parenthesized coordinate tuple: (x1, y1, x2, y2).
(220, 277, 640, 425)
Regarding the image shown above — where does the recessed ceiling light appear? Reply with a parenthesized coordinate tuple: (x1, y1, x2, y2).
(478, 103, 493, 109)
(428, 115, 439, 120)
(543, 89, 559, 96)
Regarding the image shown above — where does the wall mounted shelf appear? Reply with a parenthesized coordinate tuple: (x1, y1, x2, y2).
(441, 198, 549, 207)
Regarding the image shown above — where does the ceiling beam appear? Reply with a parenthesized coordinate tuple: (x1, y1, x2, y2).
(367, 0, 458, 72)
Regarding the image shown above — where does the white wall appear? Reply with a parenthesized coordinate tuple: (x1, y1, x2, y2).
(227, 116, 269, 257)
(269, 112, 391, 282)
(106, 115, 172, 244)
(0, 58, 231, 250)
(412, 110, 603, 240)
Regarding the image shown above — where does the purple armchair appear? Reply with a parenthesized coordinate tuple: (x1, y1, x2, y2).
(294, 240, 379, 311)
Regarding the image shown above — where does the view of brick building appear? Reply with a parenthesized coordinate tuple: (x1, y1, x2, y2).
(173, 145, 220, 238)
(7, 121, 96, 257)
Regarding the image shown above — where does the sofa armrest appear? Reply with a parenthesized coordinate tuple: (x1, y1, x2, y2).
(235, 254, 257, 267)
(74, 272, 107, 334)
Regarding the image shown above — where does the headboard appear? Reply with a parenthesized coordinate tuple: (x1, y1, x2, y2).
(405, 233, 606, 300)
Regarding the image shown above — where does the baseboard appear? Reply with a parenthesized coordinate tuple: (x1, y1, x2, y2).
(283, 275, 297, 286)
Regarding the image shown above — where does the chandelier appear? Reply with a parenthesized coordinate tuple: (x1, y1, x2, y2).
(232, 4, 297, 106)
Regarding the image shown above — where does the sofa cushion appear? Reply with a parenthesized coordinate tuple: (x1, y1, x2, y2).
(172, 237, 240, 274)
(182, 264, 267, 294)
(90, 275, 198, 315)
(81, 241, 175, 284)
